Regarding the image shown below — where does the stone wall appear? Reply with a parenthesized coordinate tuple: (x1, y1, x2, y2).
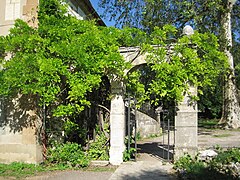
(136, 110, 160, 138)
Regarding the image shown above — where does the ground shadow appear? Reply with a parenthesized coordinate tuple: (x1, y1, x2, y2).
(138, 142, 174, 161)
(198, 128, 214, 136)
(116, 168, 175, 180)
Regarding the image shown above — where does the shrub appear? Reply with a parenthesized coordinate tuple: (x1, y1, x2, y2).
(174, 148, 240, 180)
(174, 154, 208, 179)
(123, 136, 137, 161)
(88, 132, 109, 160)
(88, 125, 109, 160)
(46, 142, 89, 168)
(209, 148, 240, 178)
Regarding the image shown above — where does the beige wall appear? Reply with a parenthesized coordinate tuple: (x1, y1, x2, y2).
(0, 0, 104, 36)
(0, 0, 42, 164)
(67, 0, 86, 20)
(0, 94, 43, 164)
(0, 0, 29, 36)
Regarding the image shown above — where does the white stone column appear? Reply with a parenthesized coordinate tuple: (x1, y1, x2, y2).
(174, 86, 198, 160)
(109, 80, 126, 165)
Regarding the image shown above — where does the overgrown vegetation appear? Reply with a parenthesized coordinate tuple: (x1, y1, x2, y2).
(46, 125, 110, 167)
(99, 0, 240, 128)
(0, 0, 227, 117)
(123, 135, 137, 162)
(0, 0, 230, 168)
(174, 148, 240, 179)
(123, 148, 137, 162)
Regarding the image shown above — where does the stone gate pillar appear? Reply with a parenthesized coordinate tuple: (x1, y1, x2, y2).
(174, 86, 198, 160)
(109, 80, 126, 165)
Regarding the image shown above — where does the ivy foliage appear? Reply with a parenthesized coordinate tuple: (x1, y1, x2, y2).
(0, 0, 228, 117)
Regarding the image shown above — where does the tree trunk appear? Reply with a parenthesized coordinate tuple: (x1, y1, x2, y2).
(219, 0, 240, 129)
(220, 74, 240, 129)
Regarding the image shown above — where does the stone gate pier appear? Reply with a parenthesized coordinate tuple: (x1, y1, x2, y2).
(109, 80, 126, 165)
(174, 87, 198, 159)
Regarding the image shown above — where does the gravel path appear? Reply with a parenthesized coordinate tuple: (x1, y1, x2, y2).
(198, 128, 240, 149)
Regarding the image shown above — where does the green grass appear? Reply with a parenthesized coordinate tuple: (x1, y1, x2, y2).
(0, 162, 116, 179)
(85, 166, 117, 172)
(198, 119, 219, 128)
(0, 162, 69, 179)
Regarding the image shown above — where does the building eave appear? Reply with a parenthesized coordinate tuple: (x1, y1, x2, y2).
(79, 0, 106, 26)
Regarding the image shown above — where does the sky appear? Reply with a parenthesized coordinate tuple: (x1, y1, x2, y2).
(89, 0, 239, 41)
(90, 0, 115, 27)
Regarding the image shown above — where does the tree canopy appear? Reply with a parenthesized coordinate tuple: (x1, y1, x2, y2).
(99, 0, 240, 34)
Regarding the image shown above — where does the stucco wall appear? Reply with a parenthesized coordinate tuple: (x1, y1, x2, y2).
(0, 0, 27, 35)
(0, 0, 42, 164)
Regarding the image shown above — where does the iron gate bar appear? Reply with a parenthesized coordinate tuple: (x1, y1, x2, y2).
(159, 109, 175, 162)
(134, 98, 137, 161)
(162, 118, 165, 160)
(173, 125, 176, 159)
(127, 95, 130, 152)
(125, 95, 137, 161)
(168, 117, 170, 161)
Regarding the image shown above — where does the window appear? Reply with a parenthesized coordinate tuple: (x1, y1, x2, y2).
(5, 0, 20, 21)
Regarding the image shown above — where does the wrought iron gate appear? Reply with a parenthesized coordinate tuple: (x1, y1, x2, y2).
(158, 108, 175, 162)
